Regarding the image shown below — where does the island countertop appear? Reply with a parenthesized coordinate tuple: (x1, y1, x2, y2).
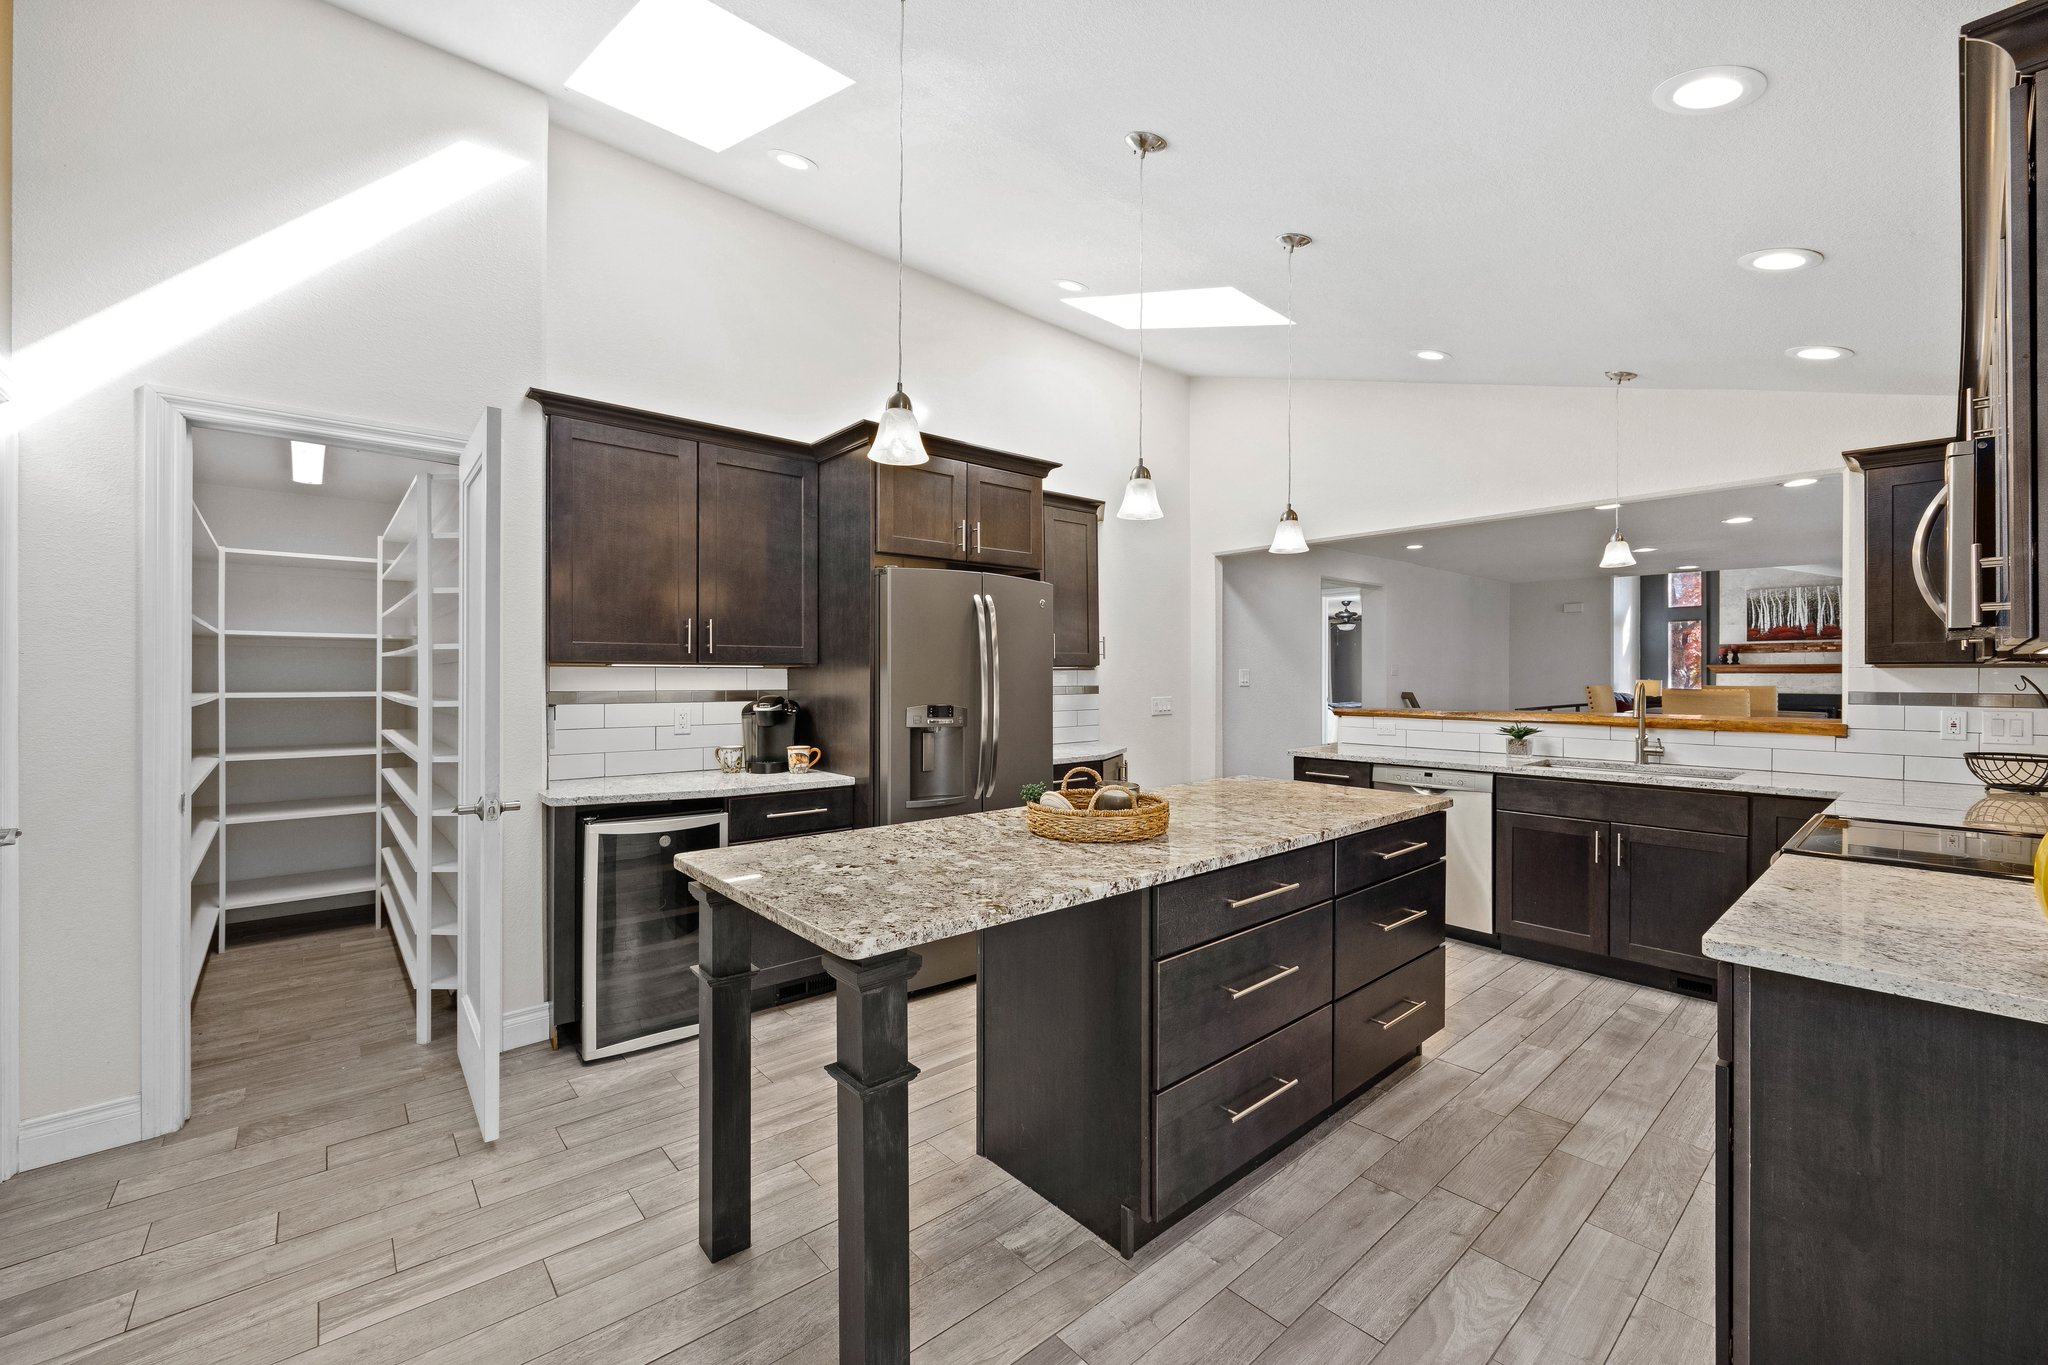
(674, 776, 1450, 960)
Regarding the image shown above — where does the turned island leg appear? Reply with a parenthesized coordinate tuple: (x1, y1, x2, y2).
(691, 884, 755, 1261)
(822, 950, 923, 1365)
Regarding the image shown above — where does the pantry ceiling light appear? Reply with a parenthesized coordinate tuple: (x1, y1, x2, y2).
(565, 0, 853, 153)
(1652, 66, 1768, 115)
(1405, 543, 1424, 550)
(1414, 349, 1450, 361)
(1064, 286, 1290, 330)
(1739, 247, 1823, 273)
(1054, 279, 1087, 292)
(1723, 515, 1754, 524)
(1782, 477, 1819, 487)
(290, 441, 326, 485)
(1677, 564, 1701, 570)
(1636, 547, 1660, 553)
(1594, 502, 1621, 511)
(771, 149, 816, 171)
(1787, 345, 1852, 360)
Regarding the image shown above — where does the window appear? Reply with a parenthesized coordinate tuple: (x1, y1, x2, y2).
(1667, 571, 1704, 608)
(1640, 572, 1715, 693)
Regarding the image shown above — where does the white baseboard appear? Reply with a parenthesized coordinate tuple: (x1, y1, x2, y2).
(19, 1094, 143, 1171)
(502, 1004, 552, 1053)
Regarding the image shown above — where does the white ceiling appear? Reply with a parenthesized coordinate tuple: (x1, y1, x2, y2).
(324, 0, 1979, 394)
(193, 427, 446, 503)
(1317, 475, 1844, 583)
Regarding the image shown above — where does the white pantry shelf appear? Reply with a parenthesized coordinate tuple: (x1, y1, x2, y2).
(216, 867, 379, 910)
(222, 545, 377, 570)
(226, 690, 376, 701)
(225, 744, 378, 763)
(218, 796, 378, 825)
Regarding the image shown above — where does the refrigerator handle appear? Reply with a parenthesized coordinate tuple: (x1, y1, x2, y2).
(973, 593, 993, 800)
(987, 592, 1002, 797)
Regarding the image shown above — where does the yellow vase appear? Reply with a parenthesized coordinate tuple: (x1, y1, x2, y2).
(2035, 834, 2048, 922)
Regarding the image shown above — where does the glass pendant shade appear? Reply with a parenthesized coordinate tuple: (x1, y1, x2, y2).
(867, 389, 928, 466)
(1599, 530, 1637, 569)
(1117, 460, 1163, 521)
(1269, 505, 1308, 554)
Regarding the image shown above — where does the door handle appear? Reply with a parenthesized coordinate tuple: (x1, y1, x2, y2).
(1594, 829, 1602, 864)
(705, 618, 714, 655)
(764, 807, 830, 820)
(973, 593, 993, 800)
(957, 520, 967, 555)
(1302, 770, 1353, 780)
(1374, 840, 1429, 861)
(1375, 907, 1428, 932)
(986, 592, 1002, 793)
(1223, 964, 1300, 999)
(1222, 1075, 1299, 1123)
(453, 797, 522, 820)
(683, 618, 693, 655)
(1910, 482, 1950, 624)
(1615, 832, 1626, 867)
(1371, 998, 1428, 1030)
(1226, 881, 1300, 909)
(0, 828, 18, 847)
(974, 521, 983, 555)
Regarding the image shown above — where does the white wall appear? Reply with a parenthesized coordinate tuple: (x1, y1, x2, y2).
(544, 130, 1192, 787)
(1508, 578, 1614, 710)
(12, 0, 546, 1124)
(1186, 377, 1952, 775)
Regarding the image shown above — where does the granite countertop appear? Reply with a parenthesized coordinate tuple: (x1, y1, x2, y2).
(1054, 741, 1127, 764)
(541, 769, 854, 808)
(675, 776, 1449, 960)
(1703, 853, 2048, 1025)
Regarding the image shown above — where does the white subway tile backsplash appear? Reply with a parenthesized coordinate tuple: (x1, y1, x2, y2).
(547, 753, 605, 782)
(1836, 729, 1981, 758)
(553, 704, 606, 730)
(551, 726, 658, 755)
(604, 749, 707, 776)
(1053, 692, 1091, 713)
(661, 722, 742, 751)
(746, 668, 790, 690)
(703, 700, 746, 725)
(1842, 704, 1905, 731)
(550, 665, 659, 691)
(653, 666, 750, 691)
(1561, 736, 1636, 763)
(1712, 728, 1837, 751)
(1655, 742, 1729, 768)
(1903, 755, 1979, 785)
(604, 702, 693, 728)
(1769, 749, 1905, 780)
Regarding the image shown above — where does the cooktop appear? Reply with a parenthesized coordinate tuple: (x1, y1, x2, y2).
(1784, 814, 2041, 881)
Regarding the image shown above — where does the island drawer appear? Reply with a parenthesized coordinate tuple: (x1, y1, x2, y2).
(1153, 1006, 1332, 1220)
(1334, 947, 1445, 1098)
(1154, 903, 1333, 1088)
(1292, 757, 1371, 787)
(1153, 845, 1334, 957)
(1493, 776, 1745, 836)
(1336, 812, 1446, 894)
(1335, 864, 1444, 997)
(727, 787, 854, 843)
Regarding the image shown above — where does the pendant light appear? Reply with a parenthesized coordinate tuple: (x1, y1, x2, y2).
(1268, 232, 1313, 553)
(1116, 131, 1168, 520)
(1598, 370, 1638, 569)
(867, 0, 928, 466)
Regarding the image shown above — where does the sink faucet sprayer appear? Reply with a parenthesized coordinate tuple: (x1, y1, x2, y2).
(1636, 680, 1665, 765)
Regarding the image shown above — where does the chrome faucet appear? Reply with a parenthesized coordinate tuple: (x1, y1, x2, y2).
(1635, 680, 1666, 764)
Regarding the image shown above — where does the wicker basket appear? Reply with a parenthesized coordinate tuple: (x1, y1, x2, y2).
(1024, 767, 1170, 843)
(1965, 751, 2048, 793)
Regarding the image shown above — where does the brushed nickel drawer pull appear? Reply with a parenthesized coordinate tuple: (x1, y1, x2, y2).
(1375, 908, 1428, 932)
(764, 806, 831, 820)
(1223, 1075, 1299, 1123)
(1374, 840, 1429, 861)
(1223, 964, 1300, 999)
(1371, 998, 1428, 1029)
(1226, 881, 1301, 909)
(1303, 769, 1353, 779)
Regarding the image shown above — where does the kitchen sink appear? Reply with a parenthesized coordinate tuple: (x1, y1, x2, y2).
(1520, 757, 1745, 782)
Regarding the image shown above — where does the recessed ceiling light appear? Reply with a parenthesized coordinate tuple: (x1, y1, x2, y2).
(1723, 515, 1754, 524)
(1739, 247, 1823, 273)
(1594, 502, 1622, 511)
(1787, 345, 1852, 360)
(1054, 279, 1087, 293)
(1062, 286, 1290, 330)
(1782, 477, 1819, 488)
(1414, 349, 1450, 361)
(1652, 66, 1767, 114)
(564, 0, 854, 153)
(290, 441, 326, 485)
(1636, 548, 1660, 553)
(1677, 564, 1701, 570)
(1405, 543, 1424, 550)
(770, 149, 815, 171)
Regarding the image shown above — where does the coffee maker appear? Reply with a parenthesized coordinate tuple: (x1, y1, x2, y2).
(740, 695, 800, 773)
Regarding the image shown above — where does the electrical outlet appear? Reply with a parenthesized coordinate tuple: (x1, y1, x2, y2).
(672, 707, 692, 735)
(1941, 709, 1968, 741)
(1150, 695, 1173, 716)
(1237, 669, 1252, 688)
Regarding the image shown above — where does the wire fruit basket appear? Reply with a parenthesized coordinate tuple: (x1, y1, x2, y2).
(1964, 751, 2048, 793)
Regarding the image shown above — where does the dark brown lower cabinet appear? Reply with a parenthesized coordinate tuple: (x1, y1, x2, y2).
(1747, 794, 1831, 880)
(1291, 756, 1373, 787)
(1608, 823, 1747, 977)
(978, 814, 1445, 1255)
(1495, 810, 1609, 954)
(1721, 965, 2048, 1362)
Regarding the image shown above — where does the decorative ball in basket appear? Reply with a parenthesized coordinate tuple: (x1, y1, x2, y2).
(1023, 768, 1169, 843)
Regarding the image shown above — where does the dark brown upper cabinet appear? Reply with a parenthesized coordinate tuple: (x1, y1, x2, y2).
(537, 391, 818, 667)
(874, 455, 971, 559)
(697, 443, 818, 665)
(547, 416, 698, 664)
(965, 465, 1043, 569)
(1847, 438, 1978, 666)
(1043, 493, 1101, 668)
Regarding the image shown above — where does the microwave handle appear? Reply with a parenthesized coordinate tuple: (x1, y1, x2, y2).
(1911, 481, 1950, 623)
(1945, 443, 1984, 631)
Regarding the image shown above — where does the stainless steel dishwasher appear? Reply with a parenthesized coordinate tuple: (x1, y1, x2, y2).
(1371, 765, 1495, 940)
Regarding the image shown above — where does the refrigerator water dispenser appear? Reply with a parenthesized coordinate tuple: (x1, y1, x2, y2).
(904, 704, 967, 809)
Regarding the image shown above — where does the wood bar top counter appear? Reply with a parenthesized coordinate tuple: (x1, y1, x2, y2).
(1329, 706, 1849, 737)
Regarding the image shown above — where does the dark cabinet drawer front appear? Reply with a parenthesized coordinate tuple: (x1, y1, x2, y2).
(1336, 813, 1446, 894)
(1494, 775, 1746, 836)
(1154, 1007, 1332, 1220)
(1154, 845, 1333, 957)
(1335, 864, 1445, 997)
(727, 786, 853, 843)
(1155, 904, 1333, 1088)
(1335, 947, 1445, 1098)
(1293, 758, 1371, 787)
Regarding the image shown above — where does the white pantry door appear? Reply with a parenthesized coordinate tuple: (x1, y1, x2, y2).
(455, 408, 504, 1143)
(0, 383, 18, 1180)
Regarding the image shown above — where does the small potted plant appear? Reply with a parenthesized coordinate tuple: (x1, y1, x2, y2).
(1498, 723, 1541, 758)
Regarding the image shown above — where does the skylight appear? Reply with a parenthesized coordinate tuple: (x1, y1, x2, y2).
(1062, 287, 1291, 330)
(565, 0, 854, 153)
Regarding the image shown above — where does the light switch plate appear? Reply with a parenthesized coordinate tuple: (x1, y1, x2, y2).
(1150, 695, 1173, 716)
(1941, 709, 1968, 741)
(1237, 669, 1252, 688)
(2010, 709, 2035, 744)
(1375, 720, 1398, 738)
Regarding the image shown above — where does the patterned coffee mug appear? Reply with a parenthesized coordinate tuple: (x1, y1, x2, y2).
(714, 745, 745, 774)
(786, 745, 822, 774)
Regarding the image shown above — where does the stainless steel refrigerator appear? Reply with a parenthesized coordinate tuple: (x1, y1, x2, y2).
(872, 566, 1054, 986)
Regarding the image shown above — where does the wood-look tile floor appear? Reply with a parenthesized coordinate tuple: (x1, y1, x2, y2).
(0, 925, 1718, 1365)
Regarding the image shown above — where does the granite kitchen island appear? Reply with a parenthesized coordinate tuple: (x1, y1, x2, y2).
(674, 776, 1450, 1365)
